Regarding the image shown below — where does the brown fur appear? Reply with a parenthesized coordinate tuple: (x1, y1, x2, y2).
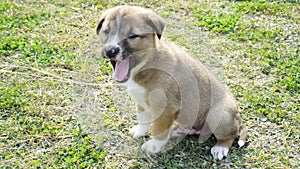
(97, 6, 247, 158)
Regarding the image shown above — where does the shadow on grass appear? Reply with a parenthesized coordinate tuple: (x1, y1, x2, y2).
(100, 133, 249, 168)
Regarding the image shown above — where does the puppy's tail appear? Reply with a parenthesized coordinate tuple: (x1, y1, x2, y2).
(238, 122, 247, 148)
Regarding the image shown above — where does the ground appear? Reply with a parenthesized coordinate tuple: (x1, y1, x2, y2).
(0, 0, 299, 168)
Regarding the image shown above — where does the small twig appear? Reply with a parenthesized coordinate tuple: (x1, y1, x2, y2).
(0, 64, 117, 87)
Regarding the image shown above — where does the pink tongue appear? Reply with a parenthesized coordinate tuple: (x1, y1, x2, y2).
(114, 58, 129, 82)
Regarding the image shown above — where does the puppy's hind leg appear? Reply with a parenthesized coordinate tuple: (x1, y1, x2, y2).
(211, 111, 245, 160)
(211, 138, 234, 160)
(211, 124, 247, 160)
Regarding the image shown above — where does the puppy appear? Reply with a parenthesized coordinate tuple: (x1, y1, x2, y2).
(96, 6, 247, 160)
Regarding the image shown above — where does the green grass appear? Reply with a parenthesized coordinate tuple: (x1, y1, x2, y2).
(1, 0, 299, 168)
(0, 0, 106, 168)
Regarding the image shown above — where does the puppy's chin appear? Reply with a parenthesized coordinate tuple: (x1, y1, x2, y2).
(111, 57, 131, 83)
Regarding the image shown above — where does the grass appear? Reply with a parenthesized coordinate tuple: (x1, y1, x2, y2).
(0, 0, 299, 168)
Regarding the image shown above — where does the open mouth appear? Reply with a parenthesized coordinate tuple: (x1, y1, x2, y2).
(110, 57, 130, 83)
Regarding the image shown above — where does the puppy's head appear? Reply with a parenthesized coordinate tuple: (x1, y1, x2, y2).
(96, 6, 165, 83)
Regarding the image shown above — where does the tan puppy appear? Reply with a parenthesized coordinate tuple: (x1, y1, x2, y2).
(96, 6, 247, 160)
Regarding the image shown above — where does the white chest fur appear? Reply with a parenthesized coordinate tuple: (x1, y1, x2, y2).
(124, 79, 149, 111)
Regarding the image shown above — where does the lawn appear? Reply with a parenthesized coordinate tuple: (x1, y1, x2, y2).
(0, 0, 299, 168)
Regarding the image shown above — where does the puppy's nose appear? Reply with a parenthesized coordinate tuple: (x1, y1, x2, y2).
(105, 46, 120, 59)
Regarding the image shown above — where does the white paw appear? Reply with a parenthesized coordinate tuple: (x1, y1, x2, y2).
(141, 139, 168, 154)
(211, 146, 229, 160)
(129, 124, 149, 138)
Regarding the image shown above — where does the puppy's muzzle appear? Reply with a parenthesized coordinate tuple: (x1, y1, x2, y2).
(104, 45, 120, 59)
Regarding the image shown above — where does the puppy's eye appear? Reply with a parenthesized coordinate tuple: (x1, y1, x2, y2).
(103, 29, 109, 35)
(128, 34, 139, 39)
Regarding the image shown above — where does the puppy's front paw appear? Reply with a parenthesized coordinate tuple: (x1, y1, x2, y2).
(141, 139, 168, 154)
(129, 124, 149, 138)
(211, 146, 229, 160)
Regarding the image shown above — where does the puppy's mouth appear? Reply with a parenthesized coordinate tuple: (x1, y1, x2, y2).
(110, 57, 130, 83)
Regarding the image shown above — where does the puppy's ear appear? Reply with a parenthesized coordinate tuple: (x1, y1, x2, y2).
(96, 9, 111, 35)
(96, 19, 105, 35)
(145, 13, 165, 39)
